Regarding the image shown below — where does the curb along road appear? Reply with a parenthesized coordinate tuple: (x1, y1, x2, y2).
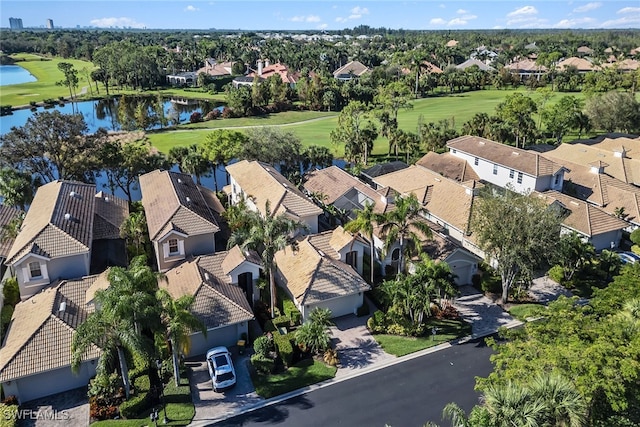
(188, 320, 523, 427)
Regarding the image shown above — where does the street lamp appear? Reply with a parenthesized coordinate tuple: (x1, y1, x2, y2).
(156, 359, 169, 424)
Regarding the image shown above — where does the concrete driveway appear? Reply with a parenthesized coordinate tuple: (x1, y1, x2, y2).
(453, 285, 522, 337)
(187, 349, 263, 425)
(18, 387, 88, 427)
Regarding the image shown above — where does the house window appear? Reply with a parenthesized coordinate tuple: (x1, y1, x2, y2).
(168, 238, 179, 255)
(517, 172, 523, 184)
(451, 149, 457, 154)
(346, 251, 357, 269)
(474, 157, 479, 166)
(493, 164, 498, 175)
(29, 261, 42, 279)
(509, 169, 515, 179)
(554, 174, 560, 185)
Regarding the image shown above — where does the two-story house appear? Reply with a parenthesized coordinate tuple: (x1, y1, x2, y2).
(226, 160, 322, 235)
(5, 181, 128, 300)
(446, 135, 566, 194)
(160, 246, 261, 356)
(139, 170, 223, 272)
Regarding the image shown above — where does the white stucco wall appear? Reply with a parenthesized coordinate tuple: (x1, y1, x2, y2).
(302, 293, 364, 321)
(15, 253, 90, 300)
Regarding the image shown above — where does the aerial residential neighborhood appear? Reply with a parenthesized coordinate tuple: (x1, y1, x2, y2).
(0, 2, 640, 426)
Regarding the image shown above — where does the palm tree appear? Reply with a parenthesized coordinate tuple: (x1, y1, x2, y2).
(344, 201, 377, 284)
(181, 145, 210, 186)
(529, 373, 587, 427)
(378, 193, 432, 275)
(71, 256, 160, 398)
(119, 210, 149, 259)
(227, 201, 305, 317)
(0, 211, 24, 244)
(156, 289, 207, 386)
(482, 381, 547, 427)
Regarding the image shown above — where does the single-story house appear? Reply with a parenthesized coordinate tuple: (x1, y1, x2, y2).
(160, 246, 261, 356)
(0, 273, 106, 403)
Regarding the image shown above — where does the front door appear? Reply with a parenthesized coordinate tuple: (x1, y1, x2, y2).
(238, 272, 253, 304)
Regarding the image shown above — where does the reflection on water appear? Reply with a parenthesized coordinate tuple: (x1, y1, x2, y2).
(0, 96, 223, 135)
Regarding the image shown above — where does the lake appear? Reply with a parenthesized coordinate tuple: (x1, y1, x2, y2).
(0, 97, 222, 135)
(0, 65, 37, 86)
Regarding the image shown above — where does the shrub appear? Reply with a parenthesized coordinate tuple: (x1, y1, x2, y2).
(29, 101, 37, 107)
(273, 333, 294, 367)
(272, 315, 291, 329)
(356, 302, 370, 317)
(2, 278, 19, 307)
(119, 375, 151, 419)
(323, 348, 339, 366)
(1, 396, 18, 405)
(283, 299, 302, 325)
(253, 335, 274, 357)
(189, 111, 202, 123)
(251, 354, 275, 374)
(1, 305, 14, 338)
(0, 403, 18, 427)
(204, 109, 220, 121)
(548, 265, 564, 284)
(386, 323, 410, 336)
(367, 310, 388, 333)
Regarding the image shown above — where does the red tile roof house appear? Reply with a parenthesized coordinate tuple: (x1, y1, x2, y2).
(139, 170, 224, 273)
(232, 59, 299, 88)
(0, 272, 108, 403)
(4, 181, 129, 300)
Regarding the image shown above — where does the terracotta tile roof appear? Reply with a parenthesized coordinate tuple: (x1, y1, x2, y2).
(0, 205, 23, 260)
(601, 59, 640, 71)
(504, 58, 547, 72)
(139, 170, 220, 241)
(333, 60, 370, 77)
(542, 138, 640, 186)
(538, 158, 640, 226)
(227, 161, 322, 219)
(93, 192, 129, 240)
(306, 226, 364, 260)
(6, 181, 95, 264)
(302, 166, 393, 215)
(0, 275, 103, 382)
(249, 63, 298, 84)
(419, 231, 464, 262)
(275, 238, 370, 306)
(447, 135, 563, 177)
(421, 61, 443, 73)
(557, 57, 595, 71)
(416, 152, 480, 182)
(221, 245, 262, 275)
(374, 165, 478, 233)
(161, 251, 255, 330)
(536, 191, 628, 237)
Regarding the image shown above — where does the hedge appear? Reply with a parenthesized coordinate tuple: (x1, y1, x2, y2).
(251, 354, 275, 374)
(272, 315, 291, 329)
(119, 375, 151, 419)
(283, 299, 302, 325)
(273, 332, 294, 367)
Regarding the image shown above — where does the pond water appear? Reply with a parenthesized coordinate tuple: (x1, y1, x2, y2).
(0, 65, 37, 86)
(0, 97, 222, 135)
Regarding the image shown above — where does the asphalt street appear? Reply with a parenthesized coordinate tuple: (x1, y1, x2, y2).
(214, 336, 495, 427)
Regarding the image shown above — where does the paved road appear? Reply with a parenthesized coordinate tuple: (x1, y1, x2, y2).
(214, 336, 494, 427)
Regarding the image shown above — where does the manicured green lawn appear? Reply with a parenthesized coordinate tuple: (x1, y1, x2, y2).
(146, 88, 586, 156)
(508, 303, 546, 321)
(1, 53, 97, 107)
(374, 319, 472, 357)
(251, 358, 337, 399)
(92, 376, 194, 426)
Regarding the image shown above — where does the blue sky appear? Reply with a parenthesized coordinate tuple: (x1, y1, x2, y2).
(3, 1, 640, 30)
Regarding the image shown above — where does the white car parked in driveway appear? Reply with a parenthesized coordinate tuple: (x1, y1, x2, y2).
(206, 346, 236, 392)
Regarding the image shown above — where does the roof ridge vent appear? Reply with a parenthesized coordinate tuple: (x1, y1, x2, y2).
(58, 301, 66, 312)
(64, 213, 72, 221)
(186, 196, 192, 204)
(177, 178, 183, 184)
(204, 272, 210, 281)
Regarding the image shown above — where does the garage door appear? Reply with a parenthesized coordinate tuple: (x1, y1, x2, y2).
(311, 294, 363, 319)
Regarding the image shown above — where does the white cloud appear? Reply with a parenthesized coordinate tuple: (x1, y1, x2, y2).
(351, 6, 369, 15)
(306, 15, 321, 22)
(554, 17, 597, 28)
(618, 7, 640, 14)
(290, 15, 320, 22)
(90, 17, 146, 28)
(573, 2, 601, 13)
(456, 9, 468, 14)
(507, 6, 538, 17)
(184, 5, 199, 12)
(430, 18, 446, 25)
(448, 18, 468, 26)
(601, 15, 640, 27)
(335, 16, 347, 23)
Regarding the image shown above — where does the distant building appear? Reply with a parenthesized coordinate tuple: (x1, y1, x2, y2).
(9, 17, 23, 30)
(46, 19, 54, 29)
